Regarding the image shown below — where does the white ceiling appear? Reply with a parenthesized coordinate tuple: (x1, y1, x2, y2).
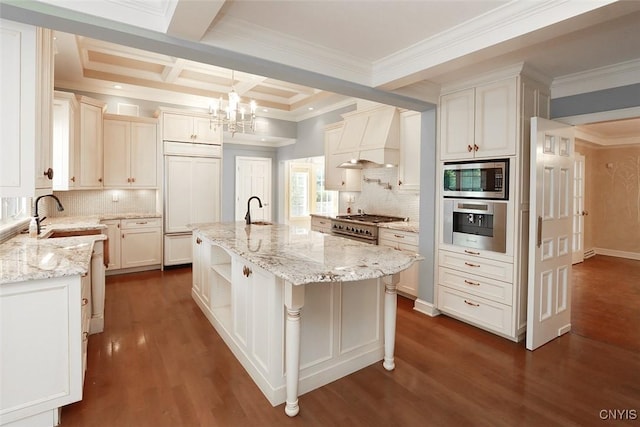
(4, 0, 640, 141)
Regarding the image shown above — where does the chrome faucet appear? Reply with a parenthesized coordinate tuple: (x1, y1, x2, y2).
(245, 196, 263, 225)
(34, 194, 64, 234)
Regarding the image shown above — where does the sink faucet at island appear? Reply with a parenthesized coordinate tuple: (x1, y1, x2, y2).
(244, 196, 263, 225)
(34, 194, 65, 234)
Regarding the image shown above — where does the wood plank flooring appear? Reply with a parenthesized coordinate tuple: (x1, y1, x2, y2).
(61, 257, 640, 426)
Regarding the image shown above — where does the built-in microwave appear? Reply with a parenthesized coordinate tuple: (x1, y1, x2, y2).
(443, 159, 508, 200)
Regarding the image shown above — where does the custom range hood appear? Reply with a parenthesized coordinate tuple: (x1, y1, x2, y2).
(335, 105, 400, 169)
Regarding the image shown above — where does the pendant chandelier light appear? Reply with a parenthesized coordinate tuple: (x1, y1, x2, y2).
(209, 70, 257, 137)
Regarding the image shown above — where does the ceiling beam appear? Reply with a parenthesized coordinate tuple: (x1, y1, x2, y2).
(166, 0, 226, 42)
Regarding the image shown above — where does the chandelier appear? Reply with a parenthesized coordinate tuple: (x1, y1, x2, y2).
(209, 70, 257, 137)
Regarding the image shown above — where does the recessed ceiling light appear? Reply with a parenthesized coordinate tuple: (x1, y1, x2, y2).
(262, 108, 268, 113)
(261, 138, 266, 142)
(114, 85, 123, 89)
(308, 107, 314, 111)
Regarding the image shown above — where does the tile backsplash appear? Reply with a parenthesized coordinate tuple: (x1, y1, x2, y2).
(339, 167, 420, 221)
(50, 190, 158, 217)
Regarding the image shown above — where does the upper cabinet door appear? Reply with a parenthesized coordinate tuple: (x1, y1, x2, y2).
(439, 88, 475, 161)
(192, 117, 221, 144)
(77, 101, 105, 188)
(474, 78, 517, 159)
(130, 122, 157, 187)
(0, 21, 53, 197)
(103, 119, 131, 187)
(163, 113, 194, 142)
(398, 111, 421, 191)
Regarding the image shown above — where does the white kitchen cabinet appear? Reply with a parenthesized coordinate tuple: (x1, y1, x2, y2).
(162, 111, 222, 144)
(398, 110, 421, 191)
(310, 215, 332, 234)
(324, 122, 361, 191)
(378, 228, 419, 297)
(101, 220, 121, 270)
(103, 115, 158, 188)
(439, 77, 517, 161)
(101, 217, 161, 273)
(120, 218, 162, 269)
(77, 97, 107, 189)
(0, 21, 53, 198)
(81, 269, 92, 382)
(52, 91, 79, 191)
(192, 233, 212, 309)
(0, 275, 84, 426)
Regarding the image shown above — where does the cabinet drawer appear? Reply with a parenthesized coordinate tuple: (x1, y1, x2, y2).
(379, 228, 419, 245)
(438, 250, 513, 282)
(310, 217, 332, 233)
(121, 217, 161, 229)
(379, 238, 418, 253)
(437, 286, 512, 336)
(439, 267, 512, 305)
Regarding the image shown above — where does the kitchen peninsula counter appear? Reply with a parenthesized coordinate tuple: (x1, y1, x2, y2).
(190, 222, 421, 417)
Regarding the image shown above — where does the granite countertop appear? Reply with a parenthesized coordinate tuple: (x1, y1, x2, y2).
(0, 212, 159, 285)
(0, 233, 107, 285)
(378, 221, 420, 234)
(190, 222, 422, 286)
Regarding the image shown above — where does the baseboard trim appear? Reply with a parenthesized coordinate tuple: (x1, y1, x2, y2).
(594, 248, 640, 261)
(413, 299, 440, 317)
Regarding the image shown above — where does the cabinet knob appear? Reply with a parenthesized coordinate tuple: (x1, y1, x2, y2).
(196, 237, 202, 244)
(131, 177, 136, 183)
(43, 168, 54, 180)
(70, 176, 76, 182)
(243, 265, 252, 277)
(83, 332, 89, 341)
(98, 178, 103, 183)
(127, 178, 131, 183)
(474, 144, 479, 152)
(467, 145, 473, 152)
(398, 180, 403, 186)
(582, 211, 589, 216)
(82, 297, 89, 306)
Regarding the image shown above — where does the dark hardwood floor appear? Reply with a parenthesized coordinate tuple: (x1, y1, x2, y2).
(61, 257, 640, 426)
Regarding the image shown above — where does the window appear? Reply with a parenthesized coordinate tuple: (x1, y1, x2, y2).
(0, 197, 29, 224)
(287, 157, 338, 222)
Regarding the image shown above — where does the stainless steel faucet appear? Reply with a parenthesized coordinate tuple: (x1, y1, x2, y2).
(245, 196, 263, 225)
(34, 194, 64, 234)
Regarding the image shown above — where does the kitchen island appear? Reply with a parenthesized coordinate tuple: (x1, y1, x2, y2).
(190, 222, 421, 417)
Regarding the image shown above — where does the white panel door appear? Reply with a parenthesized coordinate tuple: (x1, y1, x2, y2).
(191, 157, 221, 224)
(527, 117, 574, 351)
(235, 157, 272, 222)
(572, 153, 585, 264)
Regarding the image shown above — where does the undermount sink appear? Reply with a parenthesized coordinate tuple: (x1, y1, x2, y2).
(44, 229, 102, 238)
(250, 221, 273, 226)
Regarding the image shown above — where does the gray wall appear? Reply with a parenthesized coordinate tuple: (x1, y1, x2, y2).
(551, 83, 640, 118)
(221, 144, 278, 222)
(278, 105, 356, 161)
(417, 109, 437, 304)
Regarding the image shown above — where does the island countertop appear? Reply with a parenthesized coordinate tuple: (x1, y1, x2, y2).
(190, 222, 422, 286)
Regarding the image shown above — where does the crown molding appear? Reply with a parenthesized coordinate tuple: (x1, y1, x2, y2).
(201, 15, 373, 87)
(371, 0, 617, 88)
(555, 106, 640, 126)
(575, 128, 640, 146)
(551, 58, 640, 98)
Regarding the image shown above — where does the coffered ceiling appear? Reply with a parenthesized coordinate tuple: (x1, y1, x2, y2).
(4, 0, 640, 133)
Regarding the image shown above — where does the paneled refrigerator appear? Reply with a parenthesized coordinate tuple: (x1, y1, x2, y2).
(163, 141, 221, 266)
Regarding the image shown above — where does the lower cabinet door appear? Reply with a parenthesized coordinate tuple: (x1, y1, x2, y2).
(121, 228, 161, 268)
(164, 233, 193, 265)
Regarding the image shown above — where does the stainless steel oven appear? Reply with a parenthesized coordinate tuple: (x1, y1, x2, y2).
(331, 214, 406, 244)
(443, 159, 508, 200)
(443, 199, 507, 253)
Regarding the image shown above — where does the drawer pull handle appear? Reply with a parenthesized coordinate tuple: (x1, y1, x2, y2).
(135, 221, 148, 225)
(464, 262, 480, 268)
(464, 280, 480, 286)
(82, 297, 89, 306)
(464, 300, 480, 307)
(394, 234, 405, 239)
(464, 249, 480, 255)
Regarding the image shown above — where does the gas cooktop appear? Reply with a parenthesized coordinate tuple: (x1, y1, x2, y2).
(334, 214, 406, 224)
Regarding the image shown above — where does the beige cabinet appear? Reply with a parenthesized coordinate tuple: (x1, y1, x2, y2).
(162, 112, 222, 144)
(102, 217, 161, 272)
(378, 228, 419, 297)
(310, 215, 332, 234)
(103, 115, 158, 188)
(120, 218, 162, 269)
(440, 77, 517, 161)
(52, 91, 79, 191)
(0, 21, 53, 197)
(398, 111, 421, 191)
(101, 219, 121, 271)
(324, 122, 361, 191)
(77, 97, 107, 189)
